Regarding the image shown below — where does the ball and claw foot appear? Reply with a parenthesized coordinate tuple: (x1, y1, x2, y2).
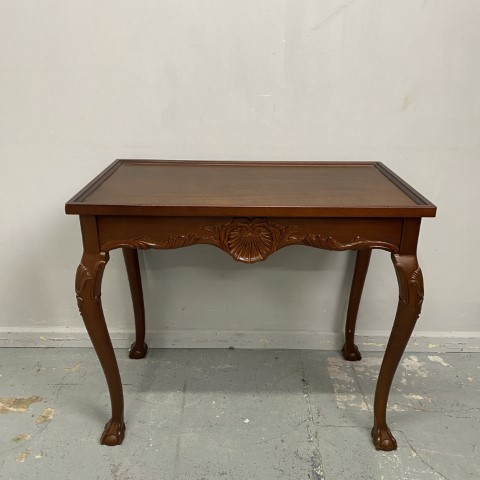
(129, 341, 148, 359)
(342, 343, 362, 361)
(371, 425, 397, 451)
(100, 418, 126, 446)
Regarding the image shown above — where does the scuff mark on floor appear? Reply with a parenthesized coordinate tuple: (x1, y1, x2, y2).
(0, 396, 43, 414)
(331, 386, 369, 410)
(351, 356, 383, 373)
(403, 393, 432, 403)
(11, 434, 31, 443)
(335, 393, 357, 404)
(15, 448, 31, 463)
(209, 364, 236, 370)
(327, 357, 356, 383)
(389, 404, 408, 412)
(64, 363, 81, 372)
(36, 408, 54, 424)
(363, 357, 383, 367)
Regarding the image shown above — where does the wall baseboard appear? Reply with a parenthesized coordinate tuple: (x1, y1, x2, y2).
(0, 328, 479, 353)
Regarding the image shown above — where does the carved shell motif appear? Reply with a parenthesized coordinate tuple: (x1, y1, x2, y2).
(203, 219, 296, 263)
(226, 222, 273, 263)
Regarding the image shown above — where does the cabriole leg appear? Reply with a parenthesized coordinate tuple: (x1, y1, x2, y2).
(372, 254, 424, 451)
(122, 248, 148, 359)
(76, 251, 125, 446)
(342, 249, 372, 361)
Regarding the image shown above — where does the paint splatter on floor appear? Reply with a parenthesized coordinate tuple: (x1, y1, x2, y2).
(328, 356, 422, 413)
(15, 449, 31, 463)
(11, 434, 31, 443)
(401, 355, 428, 377)
(327, 357, 369, 411)
(0, 396, 43, 414)
(36, 408, 55, 424)
(403, 393, 432, 403)
(427, 355, 452, 368)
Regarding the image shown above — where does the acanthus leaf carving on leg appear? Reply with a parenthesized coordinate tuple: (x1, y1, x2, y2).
(74, 264, 91, 313)
(75, 252, 109, 317)
(392, 254, 424, 311)
(409, 267, 424, 311)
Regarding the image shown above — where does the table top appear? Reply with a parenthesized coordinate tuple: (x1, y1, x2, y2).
(65, 160, 436, 217)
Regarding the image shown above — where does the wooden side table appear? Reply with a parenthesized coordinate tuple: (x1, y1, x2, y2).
(65, 160, 436, 450)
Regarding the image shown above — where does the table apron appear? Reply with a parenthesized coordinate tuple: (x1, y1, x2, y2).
(96, 216, 404, 263)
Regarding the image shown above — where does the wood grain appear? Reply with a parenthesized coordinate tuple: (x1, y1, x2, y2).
(66, 160, 436, 217)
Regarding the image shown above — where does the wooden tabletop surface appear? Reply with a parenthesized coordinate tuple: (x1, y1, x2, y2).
(65, 160, 436, 217)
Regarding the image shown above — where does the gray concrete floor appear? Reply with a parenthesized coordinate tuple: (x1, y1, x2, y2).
(0, 348, 478, 479)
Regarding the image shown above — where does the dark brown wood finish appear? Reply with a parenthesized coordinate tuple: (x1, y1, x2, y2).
(66, 160, 436, 450)
(66, 160, 436, 217)
(122, 248, 148, 359)
(342, 249, 372, 362)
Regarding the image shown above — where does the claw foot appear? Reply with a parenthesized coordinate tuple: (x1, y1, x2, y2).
(342, 343, 362, 361)
(371, 425, 397, 451)
(129, 341, 148, 359)
(100, 418, 125, 446)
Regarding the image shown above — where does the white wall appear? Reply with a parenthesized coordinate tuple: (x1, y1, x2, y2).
(1, 1, 479, 350)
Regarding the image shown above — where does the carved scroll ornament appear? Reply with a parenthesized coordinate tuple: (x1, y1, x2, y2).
(104, 234, 199, 251)
(301, 234, 398, 253)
